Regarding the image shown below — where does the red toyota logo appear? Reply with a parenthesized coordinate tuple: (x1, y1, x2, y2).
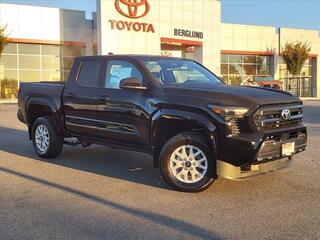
(115, 0, 150, 19)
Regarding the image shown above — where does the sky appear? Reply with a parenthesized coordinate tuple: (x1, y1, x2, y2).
(1, 0, 319, 30)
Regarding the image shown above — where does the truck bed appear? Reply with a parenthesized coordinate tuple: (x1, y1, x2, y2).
(18, 81, 65, 124)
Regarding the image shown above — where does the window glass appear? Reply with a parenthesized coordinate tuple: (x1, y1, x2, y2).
(0, 54, 17, 69)
(63, 57, 75, 71)
(257, 64, 269, 75)
(221, 64, 228, 74)
(229, 55, 242, 63)
(19, 44, 40, 55)
(243, 64, 257, 75)
(42, 45, 60, 56)
(77, 60, 102, 87)
(221, 54, 228, 63)
(229, 64, 243, 75)
(63, 71, 70, 81)
(19, 56, 41, 69)
(62, 46, 83, 57)
(256, 56, 268, 65)
(105, 60, 143, 89)
(243, 55, 256, 64)
(19, 70, 41, 82)
(3, 43, 17, 54)
(0, 71, 18, 99)
(43, 71, 61, 81)
(42, 56, 60, 70)
(144, 59, 221, 85)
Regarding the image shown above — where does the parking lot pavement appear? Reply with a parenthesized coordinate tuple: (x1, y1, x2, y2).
(0, 101, 319, 240)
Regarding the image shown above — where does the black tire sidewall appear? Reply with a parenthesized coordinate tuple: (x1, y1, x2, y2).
(32, 117, 63, 158)
(160, 133, 215, 192)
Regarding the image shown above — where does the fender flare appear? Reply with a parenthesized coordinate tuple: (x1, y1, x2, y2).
(26, 97, 63, 138)
(151, 109, 218, 167)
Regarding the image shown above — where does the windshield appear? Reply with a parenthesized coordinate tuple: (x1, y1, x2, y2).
(144, 59, 222, 85)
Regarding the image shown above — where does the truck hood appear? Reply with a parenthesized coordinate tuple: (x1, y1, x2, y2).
(163, 84, 301, 107)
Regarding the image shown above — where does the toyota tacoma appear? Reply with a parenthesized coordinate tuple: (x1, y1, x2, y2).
(17, 55, 307, 192)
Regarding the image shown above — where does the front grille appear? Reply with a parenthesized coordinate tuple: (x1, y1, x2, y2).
(253, 104, 303, 132)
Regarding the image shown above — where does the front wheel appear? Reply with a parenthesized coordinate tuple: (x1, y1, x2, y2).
(32, 117, 63, 158)
(160, 132, 216, 192)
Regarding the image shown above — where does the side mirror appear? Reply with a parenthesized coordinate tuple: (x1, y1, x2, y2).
(119, 77, 147, 91)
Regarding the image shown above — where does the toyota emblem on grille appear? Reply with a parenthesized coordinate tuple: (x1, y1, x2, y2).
(281, 109, 291, 120)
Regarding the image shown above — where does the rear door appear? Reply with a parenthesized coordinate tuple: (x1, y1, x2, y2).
(63, 57, 104, 139)
(95, 57, 153, 149)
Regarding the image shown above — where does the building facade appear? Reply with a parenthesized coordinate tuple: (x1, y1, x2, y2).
(0, 3, 95, 101)
(0, 0, 319, 102)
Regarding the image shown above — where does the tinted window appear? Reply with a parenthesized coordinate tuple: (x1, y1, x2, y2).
(105, 60, 143, 89)
(77, 60, 102, 87)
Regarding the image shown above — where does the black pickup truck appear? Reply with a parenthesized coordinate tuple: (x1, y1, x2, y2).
(17, 55, 307, 192)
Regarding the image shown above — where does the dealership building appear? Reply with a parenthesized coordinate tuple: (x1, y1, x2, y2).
(0, 0, 319, 102)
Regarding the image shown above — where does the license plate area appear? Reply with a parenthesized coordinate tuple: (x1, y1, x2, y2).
(282, 142, 295, 156)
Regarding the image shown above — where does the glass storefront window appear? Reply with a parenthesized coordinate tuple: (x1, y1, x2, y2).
(63, 57, 75, 71)
(221, 55, 228, 63)
(229, 55, 242, 63)
(62, 46, 83, 57)
(19, 70, 41, 82)
(42, 56, 60, 70)
(229, 64, 243, 75)
(63, 71, 70, 81)
(221, 54, 273, 86)
(256, 56, 268, 65)
(279, 57, 314, 97)
(0, 54, 18, 69)
(0, 70, 18, 100)
(243, 64, 256, 75)
(0, 42, 84, 101)
(43, 71, 61, 81)
(257, 64, 269, 75)
(243, 55, 256, 63)
(221, 64, 228, 74)
(19, 56, 41, 69)
(42, 45, 60, 56)
(3, 43, 17, 54)
(19, 44, 41, 55)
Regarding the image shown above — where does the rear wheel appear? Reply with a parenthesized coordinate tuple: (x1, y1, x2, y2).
(32, 117, 63, 158)
(160, 132, 216, 192)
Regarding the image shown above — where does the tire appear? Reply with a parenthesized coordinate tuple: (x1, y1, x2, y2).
(160, 132, 216, 192)
(32, 117, 63, 158)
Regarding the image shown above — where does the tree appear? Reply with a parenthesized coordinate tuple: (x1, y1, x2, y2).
(0, 25, 8, 58)
(281, 41, 311, 97)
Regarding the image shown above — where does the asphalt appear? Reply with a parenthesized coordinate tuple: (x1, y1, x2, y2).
(0, 101, 319, 240)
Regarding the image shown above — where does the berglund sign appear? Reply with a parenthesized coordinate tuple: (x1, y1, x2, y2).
(109, 0, 155, 33)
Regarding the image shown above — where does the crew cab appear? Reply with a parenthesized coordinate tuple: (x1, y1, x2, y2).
(17, 55, 307, 192)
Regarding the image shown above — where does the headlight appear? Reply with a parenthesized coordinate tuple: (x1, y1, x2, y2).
(207, 105, 249, 120)
(207, 105, 249, 137)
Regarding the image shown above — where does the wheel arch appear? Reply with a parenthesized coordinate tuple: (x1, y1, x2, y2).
(26, 97, 63, 139)
(151, 109, 218, 168)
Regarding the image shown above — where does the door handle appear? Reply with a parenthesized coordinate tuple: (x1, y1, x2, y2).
(65, 92, 76, 99)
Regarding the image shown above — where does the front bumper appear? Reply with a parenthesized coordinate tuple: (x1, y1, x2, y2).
(217, 127, 307, 180)
(217, 157, 292, 180)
